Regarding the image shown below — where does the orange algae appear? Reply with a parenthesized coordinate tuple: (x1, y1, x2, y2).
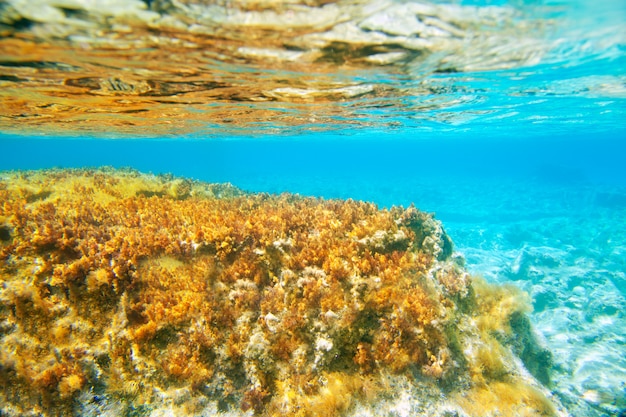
(0, 168, 563, 416)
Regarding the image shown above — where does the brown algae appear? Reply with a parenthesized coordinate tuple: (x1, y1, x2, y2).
(0, 168, 564, 416)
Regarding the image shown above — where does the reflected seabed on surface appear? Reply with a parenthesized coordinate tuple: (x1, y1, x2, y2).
(0, 0, 624, 136)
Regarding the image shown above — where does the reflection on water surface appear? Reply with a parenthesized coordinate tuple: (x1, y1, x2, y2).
(0, 0, 624, 136)
(0, 0, 589, 136)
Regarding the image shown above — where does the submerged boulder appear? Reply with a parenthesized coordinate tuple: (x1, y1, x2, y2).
(0, 168, 565, 416)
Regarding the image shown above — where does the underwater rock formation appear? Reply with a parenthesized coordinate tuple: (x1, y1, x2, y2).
(0, 168, 566, 416)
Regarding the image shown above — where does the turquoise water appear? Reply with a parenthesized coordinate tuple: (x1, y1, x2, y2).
(2, 125, 626, 417)
(1, 0, 626, 415)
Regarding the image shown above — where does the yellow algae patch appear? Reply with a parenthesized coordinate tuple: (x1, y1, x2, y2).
(0, 168, 242, 206)
(58, 374, 85, 399)
(457, 381, 557, 417)
(268, 372, 368, 417)
(0, 168, 563, 416)
(473, 276, 533, 335)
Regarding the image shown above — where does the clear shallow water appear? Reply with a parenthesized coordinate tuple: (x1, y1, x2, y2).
(1, 0, 626, 415)
(2, 132, 626, 415)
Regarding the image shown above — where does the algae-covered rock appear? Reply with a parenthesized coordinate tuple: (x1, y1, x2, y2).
(0, 168, 566, 416)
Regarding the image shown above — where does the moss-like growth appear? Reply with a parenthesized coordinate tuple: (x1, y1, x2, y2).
(0, 168, 563, 416)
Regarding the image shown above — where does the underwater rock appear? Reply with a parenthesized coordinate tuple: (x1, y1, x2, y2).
(0, 168, 567, 416)
(507, 246, 564, 281)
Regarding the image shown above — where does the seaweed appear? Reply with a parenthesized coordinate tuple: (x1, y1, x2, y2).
(0, 168, 560, 416)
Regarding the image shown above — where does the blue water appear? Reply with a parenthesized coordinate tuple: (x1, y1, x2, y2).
(2, 0, 626, 415)
(3, 129, 626, 416)
(2, 131, 626, 204)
